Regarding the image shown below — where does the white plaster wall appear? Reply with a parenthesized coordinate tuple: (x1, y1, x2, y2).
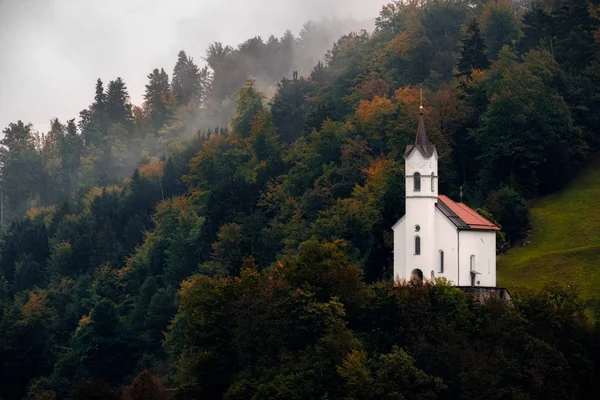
(433, 207, 459, 284)
(402, 148, 439, 282)
(458, 230, 496, 287)
(392, 217, 406, 282)
(404, 197, 437, 281)
(404, 149, 438, 198)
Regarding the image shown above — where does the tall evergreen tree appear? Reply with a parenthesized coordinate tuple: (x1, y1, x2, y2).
(94, 78, 107, 111)
(457, 19, 490, 76)
(518, 5, 554, 55)
(106, 77, 134, 129)
(144, 68, 173, 132)
(205, 42, 232, 71)
(79, 79, 109, 146)
(0, 122, 45, 220)
(552, 0, 598, 73)
(172, 50, 202, 105)
(270, 72, 313, 143)
(41, 119, 67, 203)
(59, 119, 83, 199)
(231, 79, 264, 138)
(481, 1, 521, 60)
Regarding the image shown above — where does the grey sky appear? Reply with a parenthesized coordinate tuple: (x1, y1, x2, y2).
(0, 0, 389, 133)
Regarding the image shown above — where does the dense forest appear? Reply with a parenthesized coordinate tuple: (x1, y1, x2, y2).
(2, 0, 600, 398)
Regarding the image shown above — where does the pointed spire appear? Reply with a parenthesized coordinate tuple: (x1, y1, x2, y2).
(415, 111, 430, 146)
(416, 88, 430, 146)
(404, 91, 435, 158)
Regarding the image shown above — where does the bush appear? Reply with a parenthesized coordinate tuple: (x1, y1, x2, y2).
(485, 186, 530, 245)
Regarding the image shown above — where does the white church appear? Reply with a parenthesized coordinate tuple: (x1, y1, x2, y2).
(393, 106, 500, 287)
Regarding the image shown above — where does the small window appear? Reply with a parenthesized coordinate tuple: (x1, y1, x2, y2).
(415, 225, 420, 232)
(415, 236, 421, 255)
(439, 250, 444, 273)
(431, 173, 435, 192)
(470, 255, 475, 271)
(414, 172, 421, 192)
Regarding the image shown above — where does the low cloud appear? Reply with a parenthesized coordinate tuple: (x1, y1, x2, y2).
(0, 0, 389, 133)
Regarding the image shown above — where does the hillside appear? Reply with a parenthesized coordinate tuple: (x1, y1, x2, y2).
(2, 0, 600, 398)
(498, 157, 600, 299)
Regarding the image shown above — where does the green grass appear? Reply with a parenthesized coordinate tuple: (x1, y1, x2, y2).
(498, 158, 600, 299)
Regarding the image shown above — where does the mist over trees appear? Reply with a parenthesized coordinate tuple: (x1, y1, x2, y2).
(1, 0, 600, 399)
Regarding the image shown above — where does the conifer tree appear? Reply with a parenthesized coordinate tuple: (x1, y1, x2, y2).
(518, 5, 553, 55)
(59, 118, 83, 199)
(106, 77, 134, 130)
(205, 42, 232, 70)
(270, 72, 313, 143)
(144, 68, 173, 132)
(457, 19, 490, 76)
(0, 121, 44, 220)
(172, 50, 202, 105)
(94, 78, 107, 111)
(552, 0, 597, 73)
(231, 79, 264, 138)
(79, 79, 109, 146)
(480, 2, 521, 60)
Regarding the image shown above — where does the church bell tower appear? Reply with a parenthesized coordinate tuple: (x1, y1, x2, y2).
(398, 104, 438, 281)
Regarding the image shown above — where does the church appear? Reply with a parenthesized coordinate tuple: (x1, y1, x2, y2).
(392, 106, 500, 287)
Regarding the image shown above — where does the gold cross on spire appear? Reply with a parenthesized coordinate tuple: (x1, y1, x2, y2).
(419, 87, 424, 115)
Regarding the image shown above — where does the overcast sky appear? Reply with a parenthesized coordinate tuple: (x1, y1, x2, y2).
(0, 0, 390, 133)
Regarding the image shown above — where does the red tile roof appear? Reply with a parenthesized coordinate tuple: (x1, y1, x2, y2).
(438, 195, 501, 231)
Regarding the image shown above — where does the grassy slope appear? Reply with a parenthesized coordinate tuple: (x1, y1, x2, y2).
(498, 158, 600, 299)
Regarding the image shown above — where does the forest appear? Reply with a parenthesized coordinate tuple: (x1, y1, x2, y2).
(1, 0, 600, 398)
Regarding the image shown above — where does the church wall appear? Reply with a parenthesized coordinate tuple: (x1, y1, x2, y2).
(392, 217, 406, 282)
(458, 230, 496, 287)
(404, 197, 437, 281)
(433, 207, 459, 284)
(405, 150, 438, 198)
(403, 147, 439, 283)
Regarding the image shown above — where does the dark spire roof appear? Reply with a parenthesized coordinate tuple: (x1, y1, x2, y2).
(404, 108, 436, 158)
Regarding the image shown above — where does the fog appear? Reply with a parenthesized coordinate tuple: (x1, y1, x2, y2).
(0, 0, 390, 133)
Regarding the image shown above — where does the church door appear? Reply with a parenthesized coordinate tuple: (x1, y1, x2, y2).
(411, 269, 423, 282)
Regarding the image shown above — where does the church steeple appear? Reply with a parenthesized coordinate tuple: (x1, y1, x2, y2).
(415, 109, 430, 146)
(404, 100, 435, 158)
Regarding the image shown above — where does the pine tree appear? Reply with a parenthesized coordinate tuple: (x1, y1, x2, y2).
(172, 50, 202, 105)
(106, 77, 134, 129)
(231, 80, 264, 138)
(59, 119, 83, 199)
(79, 79, 109, 146)
(205, 42, 232, 70)
(94, 78, 107, 111)
(457, 19, 490, 76)
(270, 73, 313, 143)
(518, 5, 554, 55)
(481, 2, 521, 60)
(552, 0, 597, 73)
(0, 121, 45, 220)
(144, 68, 173, 132)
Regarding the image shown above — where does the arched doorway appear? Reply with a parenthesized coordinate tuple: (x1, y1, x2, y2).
(411, 269, 424, 282)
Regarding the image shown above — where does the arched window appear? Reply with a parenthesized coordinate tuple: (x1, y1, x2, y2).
(470, 255, 475, 271)
(439, 250, 444, 273)
(415, 236, 421, 255)
(414, 172, 421, 192)
(431, 173, 435, 192)
(411, 269, 423, 281)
